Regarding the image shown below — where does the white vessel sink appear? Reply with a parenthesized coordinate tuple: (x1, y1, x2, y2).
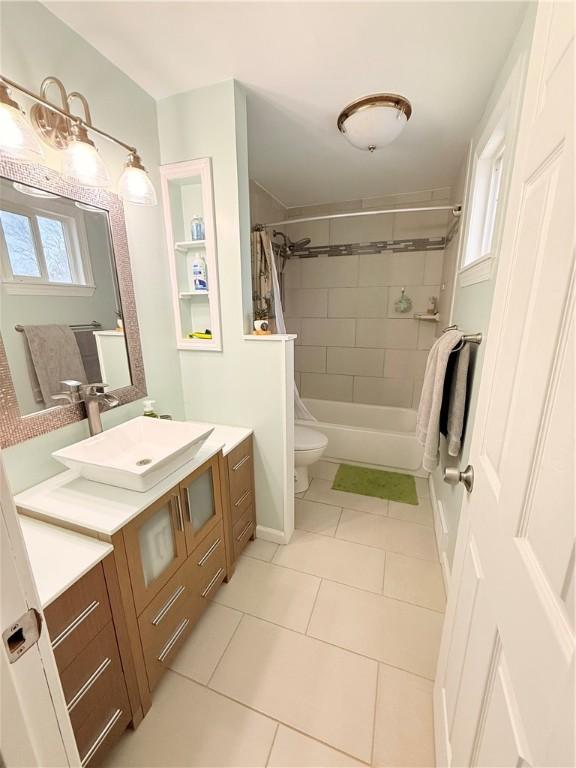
(53, 417, 214, 492)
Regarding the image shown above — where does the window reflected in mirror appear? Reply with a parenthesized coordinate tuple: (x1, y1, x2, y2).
(0, 176, 131, 416)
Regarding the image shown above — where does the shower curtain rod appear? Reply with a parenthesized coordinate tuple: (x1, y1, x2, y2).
(261, 204, 462, 228)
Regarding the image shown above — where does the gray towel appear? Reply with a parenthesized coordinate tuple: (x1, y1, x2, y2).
(21, 325, 87, 407)
(74, 330, 102, 384)
(416, 330, 464, 471)
(447, 341, 470, 456)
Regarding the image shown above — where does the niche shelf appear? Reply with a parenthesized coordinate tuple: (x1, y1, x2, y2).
(159, 159, 222, 351)
(175, 240, 207, 251)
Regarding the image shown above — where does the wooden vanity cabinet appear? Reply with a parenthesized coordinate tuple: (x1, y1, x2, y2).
(122, 489, 187, 616)
(44, 557, 137, 766)
(220, 435, 256, 577)
(121, 452, 227, 696)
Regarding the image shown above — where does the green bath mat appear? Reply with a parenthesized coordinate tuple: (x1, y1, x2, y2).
(332, 464, 418, 505)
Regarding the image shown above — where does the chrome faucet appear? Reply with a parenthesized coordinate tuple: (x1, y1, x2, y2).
(52, 381, 119, 436)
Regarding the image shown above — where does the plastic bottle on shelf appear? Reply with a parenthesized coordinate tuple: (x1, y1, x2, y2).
(190, 215, 205, 241)
(191, 254, 208, 291)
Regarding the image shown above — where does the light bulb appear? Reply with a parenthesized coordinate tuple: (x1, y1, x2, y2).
(118, 152, 157, 206)
(0, 85, 45, 163)
(62, 123, 110, 188)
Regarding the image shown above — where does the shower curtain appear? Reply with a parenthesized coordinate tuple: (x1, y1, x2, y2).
(252, 228, 316, 422)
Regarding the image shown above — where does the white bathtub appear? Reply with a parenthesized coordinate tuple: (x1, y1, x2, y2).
(297, 398, 423, 472)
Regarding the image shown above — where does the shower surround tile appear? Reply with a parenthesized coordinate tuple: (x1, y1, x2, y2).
(279, 206, 447, 408)
(295, 346, 327, 374)
(301, 318, 356, 347)
(327, 347, 385, 377)
(300, 372, 354, 402)
(352, 377, 413, 408)
(300, 254, 358, 287)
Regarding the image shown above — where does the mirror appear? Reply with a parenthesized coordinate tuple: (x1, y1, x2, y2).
(0, 159, 146, 447)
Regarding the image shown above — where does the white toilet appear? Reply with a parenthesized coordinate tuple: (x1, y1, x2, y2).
(294, 425, 329, 493)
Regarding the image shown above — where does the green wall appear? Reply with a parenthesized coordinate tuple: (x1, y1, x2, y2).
(1, 1, 185, 492)
(431, 4, 536, 570)
(157, 81, 293, 536)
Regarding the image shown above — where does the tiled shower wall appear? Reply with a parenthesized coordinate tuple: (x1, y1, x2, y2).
(280, 193, 451, 408)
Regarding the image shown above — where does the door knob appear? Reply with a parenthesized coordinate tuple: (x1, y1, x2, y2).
(443, 464, 474, 493)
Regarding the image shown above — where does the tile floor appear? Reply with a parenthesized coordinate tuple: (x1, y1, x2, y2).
(105, 461, 444, 768)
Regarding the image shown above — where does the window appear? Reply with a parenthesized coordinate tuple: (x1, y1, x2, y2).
(461, 132, 506, 275)
(0, 201, 93, 295)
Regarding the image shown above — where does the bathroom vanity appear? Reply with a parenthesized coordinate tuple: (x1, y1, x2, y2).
(16, 423, 255, 765)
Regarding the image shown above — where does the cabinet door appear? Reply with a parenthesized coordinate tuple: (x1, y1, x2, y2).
(180, 454, 223, 553)
(124, 490, 187, 615)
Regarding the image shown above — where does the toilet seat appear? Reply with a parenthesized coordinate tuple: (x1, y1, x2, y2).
(295, 425, 328, 452)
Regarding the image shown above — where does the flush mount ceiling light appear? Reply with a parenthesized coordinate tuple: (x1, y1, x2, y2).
(337, 93, 412, 152)
(0, 74, 157, 205)
(0, 82, 45, 163)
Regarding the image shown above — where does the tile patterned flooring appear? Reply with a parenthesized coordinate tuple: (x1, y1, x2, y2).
(105, 461, 444, 767)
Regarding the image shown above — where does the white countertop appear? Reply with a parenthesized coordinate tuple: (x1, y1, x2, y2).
(15, 421, 252, 538)
(19, 516, 113, 608)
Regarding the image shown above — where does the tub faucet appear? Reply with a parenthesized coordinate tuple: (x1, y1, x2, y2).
(53, 380, 119, 436)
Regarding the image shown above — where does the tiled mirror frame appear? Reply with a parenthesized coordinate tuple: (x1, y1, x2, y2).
(0, 156, 147, 448)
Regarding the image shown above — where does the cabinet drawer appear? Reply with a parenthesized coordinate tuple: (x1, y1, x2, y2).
(75, 695, 130, 767)
(227, 436, 253, 475)
(233, 506, 255, 560)
(227, 438, 253, 499)
(60, 621, 125, 735)
(139, 564, 192, 691)
(142, 606, 194, 692)
(187, 524, 225, 592)
(230, 484, 253, 527)
(44, 564, 112, 673)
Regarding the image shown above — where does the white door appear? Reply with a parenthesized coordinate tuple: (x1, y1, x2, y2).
(0, 457, 79, 766)
(434, 2, 575, 766)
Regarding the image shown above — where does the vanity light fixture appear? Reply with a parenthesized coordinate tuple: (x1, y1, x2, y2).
(337, 93, 412, 152)
(118, 151, 157, 206)
(0, 74, 157, 205)
(0, 82, 45, 163)
(13, 181, 59, 199)
(61, 122, 110, 188)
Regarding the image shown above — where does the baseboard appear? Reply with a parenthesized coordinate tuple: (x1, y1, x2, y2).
(433, 683, 452, 768)
(256, 524, 290, 545)
(428, 474, 451, 592)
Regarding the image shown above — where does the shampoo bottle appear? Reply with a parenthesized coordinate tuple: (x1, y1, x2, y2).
(191, 254, 208, 291)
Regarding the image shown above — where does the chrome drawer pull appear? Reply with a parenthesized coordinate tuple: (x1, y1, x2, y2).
(174, 495, 184, 531)
(201, 568, 224, 599)
(158, 618, 190, 663)
(234, 489, 251, 508)
(232, 454, 250, 472)
(67, 657, 112, 713)
(151, 585, 186, 626)
(52, 601, 100, 649)
(236, 521, 253, 542)
(197, 538, 222, 566)
(81, 708, 123, 766)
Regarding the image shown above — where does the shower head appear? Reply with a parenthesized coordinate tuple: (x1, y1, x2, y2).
(290, 237, 311, 250)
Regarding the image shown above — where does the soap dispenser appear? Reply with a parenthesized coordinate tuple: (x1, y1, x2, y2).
(142, 399, 159, 418)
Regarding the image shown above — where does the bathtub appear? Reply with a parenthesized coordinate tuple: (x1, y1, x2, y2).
(297, 398, 423, 473)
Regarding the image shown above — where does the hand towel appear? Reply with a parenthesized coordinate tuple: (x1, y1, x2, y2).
(416, 329, 464, 471)
(446, 340, 470, 456)
(74, 329, 103, 384)
(22, 324, 87, 407)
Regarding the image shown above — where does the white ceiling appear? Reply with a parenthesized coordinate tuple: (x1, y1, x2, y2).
(44, 1, 527, 207)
